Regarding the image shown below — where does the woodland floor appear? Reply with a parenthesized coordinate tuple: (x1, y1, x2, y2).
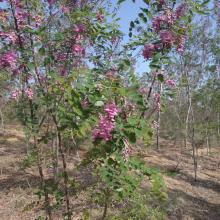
(0, 125, 220, 220)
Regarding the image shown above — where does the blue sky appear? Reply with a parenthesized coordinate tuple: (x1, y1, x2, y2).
(107, 0, 151, 74)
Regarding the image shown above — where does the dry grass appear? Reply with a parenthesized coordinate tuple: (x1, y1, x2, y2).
(0, 126, 220, 219)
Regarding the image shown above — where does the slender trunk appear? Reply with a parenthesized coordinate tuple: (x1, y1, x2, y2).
(157, 110, 161, 150)
(29, 99, 52, 219)
(0, 108, 4, 132)
(157, 83, 162, 150)
(53, 132, 59, 184)
(218, 111, 219, 135)
(206, 126, 209, 155)
(209, 132, 211, 151)
(185, 76, 191, 149)
(57, 132, 70, 213)
(26, 126, 29, 154)
(102, 201, 108, 220)
(192, 116, 197, 182)
(35, 137, 52, 219)
(75, 137, 80, 159)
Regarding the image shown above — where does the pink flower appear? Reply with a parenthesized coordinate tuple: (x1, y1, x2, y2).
(93, 101, 120, 141)
(81, 96, 89, 106)
(142, 44, 155, 60)
(11, 88, 22, 100)
(96, 12, 104, 22)
(25, 88, 34, 100)
(154, 92, 163, 112)
(163, 79, 176, 86)
(0, 50, 18, 69)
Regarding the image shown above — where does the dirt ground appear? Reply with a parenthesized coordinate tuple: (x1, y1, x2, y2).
(0, 125, 220, 220)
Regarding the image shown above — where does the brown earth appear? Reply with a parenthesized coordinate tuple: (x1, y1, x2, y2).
(0, 125, 220, 220)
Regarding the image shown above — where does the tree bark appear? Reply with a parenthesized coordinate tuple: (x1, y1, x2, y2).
(0, 108, 4, 132)
(157, 83, 163, 150)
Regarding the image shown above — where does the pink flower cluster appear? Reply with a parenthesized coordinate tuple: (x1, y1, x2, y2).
(160, 30, 187, 53)
(93, 101, 120, 141)
(96, 12, 104, 22)
(25, 88, 34, 100)
(163, 79, 176, 86)
(72, 44, 86, 57)
(33, 14, 42, 27)
(81, 96, 89, 106)
(153, 120, 158, 130)
(11, 88, 22, 100)
(0, 31, 17, 44)
(0, 50, 18, 69)
(154, 92, 162, 112)
(158, 0, 165, 5)
(142, 44, 162, 60)
(73, 23, 86, 33)
(0, 10, 10, 22)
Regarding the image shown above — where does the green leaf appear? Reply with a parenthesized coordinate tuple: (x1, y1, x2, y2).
(91, 148, 100, 153)
(135, 128, 142, 138)
(118, 87, 125, 96)
(39, 47, 45, 56)
(71, 82, 84, 89)
(121, 167, 127, 173)
(83, 82, 95, 89)
(128, 118, 138, 124)
(73, 107, 82, 116)
(27, 62, 35, 70)
(23, 129, 31, 133)
(123, 59, 130, 66)
(71, 122, 79, 130)
(157, 74, 164, 83)
(80, 128, 86, 136)
(71, 90, 80, 98)
(128, 133, 136, 144)
(58, 106, 66, 112)
(26, 136, 31, 141)
(88, 94, 96, 104)
(149, 64, 159, 70)
(143, 0, 149, 4)
(116, 187, 123, 192)
(161, 104, 165, 112)
(31, 133, 38, 137)
(107, 158, 115, 166)
(115, 192, 122, 200)
(147, 10, 152, 19)
(129, 32, 132, 38)
(54, 76, 64, 84)
(132, 179, 138, 186)
(33, 42, 41, 47)
(48, 105, 55, 109)
(201, 0, 210, 5)
(117, 0, 126, 4)
(153, 53, 162, 61)
(130, 21, 135, 28)
(58, 125, 68, 132)
(125, 175, 132, 181)
(95, 101, 104, 106)
(85, 123, 91, 131)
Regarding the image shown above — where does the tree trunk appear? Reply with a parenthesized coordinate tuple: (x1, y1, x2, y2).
(192, 125, 197, 182)
(157, 83, 162, 150)
(206, 126, 209, 155)
(0, 108, 4, 133)
(52, 131, 58, 184)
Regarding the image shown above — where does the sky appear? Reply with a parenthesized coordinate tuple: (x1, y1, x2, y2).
(106, 0, 151, 74)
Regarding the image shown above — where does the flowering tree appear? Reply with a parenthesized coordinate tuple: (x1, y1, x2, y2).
(0, 0, 210, 219)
